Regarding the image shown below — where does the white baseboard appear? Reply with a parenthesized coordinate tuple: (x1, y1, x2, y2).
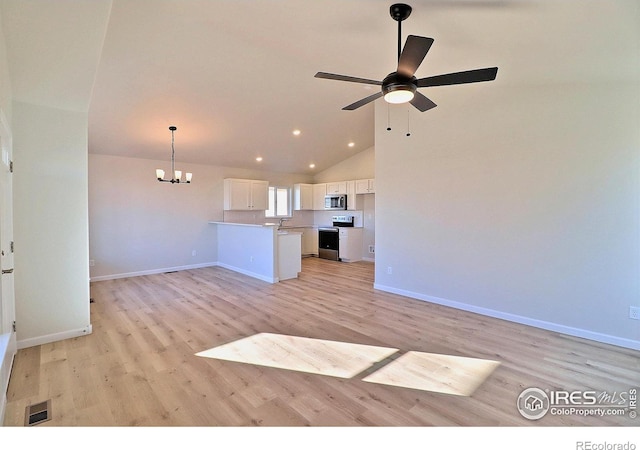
(90, 261, 276, 284)
(17, 325, 93, 350)
(90, 262, 219, 282)
(374, 283, 640, 351)
(216, 262, 277, 284)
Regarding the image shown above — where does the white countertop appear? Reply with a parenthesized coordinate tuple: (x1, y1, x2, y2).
(278, 225, 317, 229)
(209, 221, 317, 229)
(208, 221, 274, 228)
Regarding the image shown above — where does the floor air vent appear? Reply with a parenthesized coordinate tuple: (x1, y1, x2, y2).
(24, 400, 51, 426)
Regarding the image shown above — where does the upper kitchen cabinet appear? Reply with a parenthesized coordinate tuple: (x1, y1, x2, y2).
(355, 179, 375, 194)
(326, 181, 347, 195)
(224, 178, 269, 210)
(313, 183, 327, 210)
(346, 180, 358, 211)
(293, 183, 314, 211)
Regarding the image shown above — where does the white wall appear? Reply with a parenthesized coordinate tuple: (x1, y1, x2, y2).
(314, 146, 374, 183)
(374, 81, 640, 350)
(13, 101, 92, 347)
(215, 223, 277, 283)
(89, 153, 312, 280)
(89, 154, 219, 280)
(361, 193, 375, 260)
(0, 12, 10, 126)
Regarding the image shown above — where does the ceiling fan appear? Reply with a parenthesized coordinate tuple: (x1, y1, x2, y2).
(315, 3, 498, 112)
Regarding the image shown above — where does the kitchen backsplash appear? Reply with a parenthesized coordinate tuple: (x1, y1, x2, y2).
(222, 209, 364, 227)
(222, 209, 315, 226)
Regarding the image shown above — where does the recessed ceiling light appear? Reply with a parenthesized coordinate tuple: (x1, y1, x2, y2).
(256, 157, 263, 162)
(309, 163, 315, 169)
(293, 129, 301, 136)
(348, 142, 355, 148)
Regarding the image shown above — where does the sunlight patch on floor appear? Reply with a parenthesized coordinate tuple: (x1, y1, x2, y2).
(196, 333, 500, 396)
(196, 332, 398, 378)
(362, 351, 501, 396)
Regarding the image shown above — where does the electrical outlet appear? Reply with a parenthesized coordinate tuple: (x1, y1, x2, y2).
(89, 259, 95, 267)
(369, 245, 375, 253)
(250, 256, 254, 263)
(630, 306, 640, 320)
(191, 250, 197, 257)
(387, 266, 392, 275)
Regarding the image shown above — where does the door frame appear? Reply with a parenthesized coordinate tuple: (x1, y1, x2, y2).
(0, 108, 16, 425)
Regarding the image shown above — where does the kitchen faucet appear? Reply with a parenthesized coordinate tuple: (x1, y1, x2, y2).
(279, 218, 290, 227)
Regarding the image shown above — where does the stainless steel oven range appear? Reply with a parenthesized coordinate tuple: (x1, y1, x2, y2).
(318, 215, 354, 261)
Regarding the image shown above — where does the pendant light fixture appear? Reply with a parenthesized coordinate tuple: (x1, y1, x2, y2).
(156, 126, 192, 184)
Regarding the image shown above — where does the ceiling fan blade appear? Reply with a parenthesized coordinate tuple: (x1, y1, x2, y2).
(410, 91, 437, 112)
(315, 72, 382, 86)
(342, 92, 384, 110)
(397, 35, 434, 78)
(416, 67, 498, 87)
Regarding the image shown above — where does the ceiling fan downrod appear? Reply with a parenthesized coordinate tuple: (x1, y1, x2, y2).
(390, 3, 412, 62)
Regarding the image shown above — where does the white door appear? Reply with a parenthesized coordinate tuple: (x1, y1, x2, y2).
(0, 109, 16, 421)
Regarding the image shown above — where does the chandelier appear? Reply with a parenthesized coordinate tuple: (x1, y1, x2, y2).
(156, 126, 192, 184)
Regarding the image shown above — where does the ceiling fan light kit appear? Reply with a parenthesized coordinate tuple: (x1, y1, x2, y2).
(315, 3, 498, 113)
(382, 72, 417, 104)
(156, 126, 192, 184)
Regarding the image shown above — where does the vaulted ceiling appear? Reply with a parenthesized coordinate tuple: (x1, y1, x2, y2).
(1, 0, 638, 174)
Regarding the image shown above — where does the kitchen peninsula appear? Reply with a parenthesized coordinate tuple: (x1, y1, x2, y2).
(208, 222, 301, 283)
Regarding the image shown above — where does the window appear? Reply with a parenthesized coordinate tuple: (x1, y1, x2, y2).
(266, 186, 291, 218)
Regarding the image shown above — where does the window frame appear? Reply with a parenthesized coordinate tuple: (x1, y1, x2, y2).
(265, 185, 292, 218)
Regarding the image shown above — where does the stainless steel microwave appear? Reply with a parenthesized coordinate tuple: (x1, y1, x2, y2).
(325, 194, 347, 210)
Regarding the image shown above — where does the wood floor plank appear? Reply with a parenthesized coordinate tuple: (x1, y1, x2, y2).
(3, 258, 638, 427)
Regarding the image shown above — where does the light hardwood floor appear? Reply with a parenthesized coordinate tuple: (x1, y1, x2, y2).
(3, 257, 639, 426)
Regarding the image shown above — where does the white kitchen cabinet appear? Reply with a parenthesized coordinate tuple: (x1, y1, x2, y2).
(250, 181, 269, 210)
(303, 227, 318, 255)
(339, 228, 363, 262)
(346, 180, 357, 211)
(278, 232, 301, 281)
(287, 226, 318, 256)
(326, 181, 347, 195)
(313, 183, 327, 210)
(293, 183, 314, 210)
(355, 179, 375, 194)
(224, 178, 269, 210)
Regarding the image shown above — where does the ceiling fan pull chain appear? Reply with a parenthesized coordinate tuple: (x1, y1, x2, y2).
(387, 103, 392, 131)
(406, 107, 411, 137)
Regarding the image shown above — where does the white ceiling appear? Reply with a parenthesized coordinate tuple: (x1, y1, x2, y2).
(1, 0, 638, 174)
